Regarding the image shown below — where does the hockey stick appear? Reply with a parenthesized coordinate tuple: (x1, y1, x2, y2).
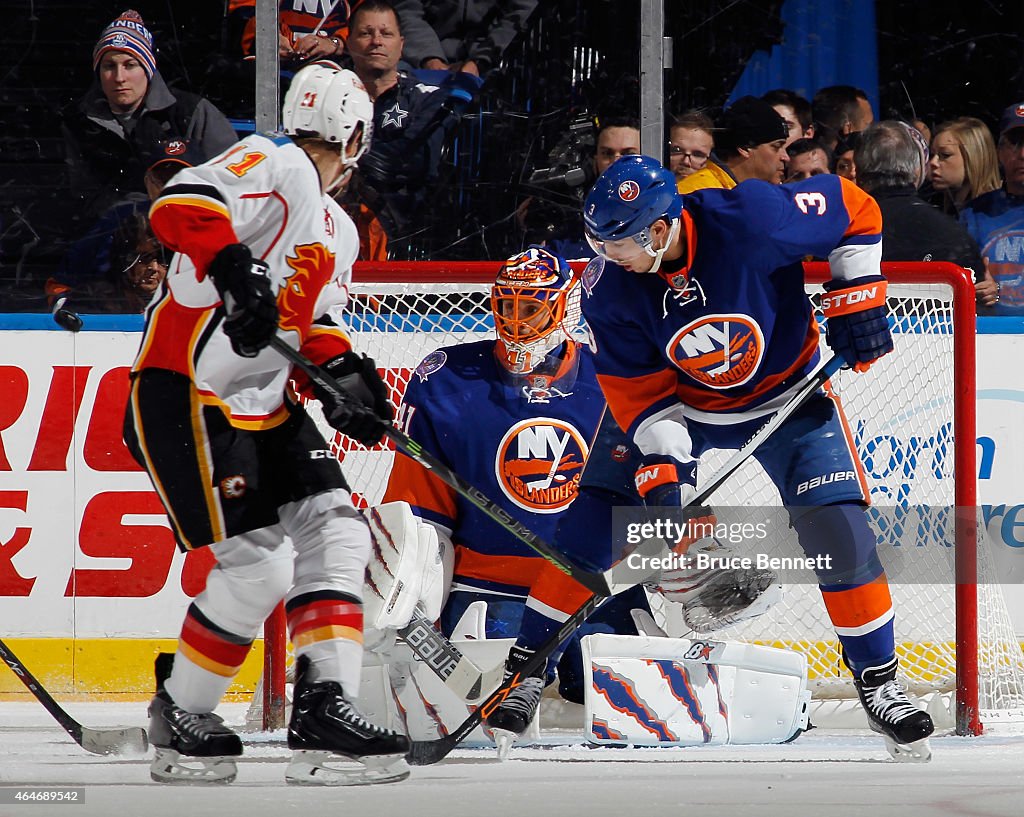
(405, 352, 845, 765)
(397, 613, 504, 703)
(270, 335, 615, 595)
(272, 336, 843, 597)
(0, 638, 149, 756)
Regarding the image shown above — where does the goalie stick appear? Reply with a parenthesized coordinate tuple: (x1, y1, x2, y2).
(271, 336, 842, 598)
(398, 612, 504, 703)
(0, 638, 149, 756)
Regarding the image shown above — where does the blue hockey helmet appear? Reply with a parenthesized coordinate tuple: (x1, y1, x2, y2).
(583, 154, 683, 258)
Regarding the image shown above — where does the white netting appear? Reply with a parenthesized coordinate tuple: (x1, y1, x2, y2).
(256, 271, 1024, 730)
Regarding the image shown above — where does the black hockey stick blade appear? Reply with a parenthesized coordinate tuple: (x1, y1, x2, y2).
(270, 336, 613, 596)
(0, 638, 149, 756)
(406, 595, 603, 765)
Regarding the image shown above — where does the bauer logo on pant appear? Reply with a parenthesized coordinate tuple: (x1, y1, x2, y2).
(667, 314, 764, 388)
(495, 419, 589, 513)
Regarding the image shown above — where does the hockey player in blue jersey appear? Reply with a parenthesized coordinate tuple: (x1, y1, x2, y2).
(574, 154, 935, 762)
(383, 248, 653, 703)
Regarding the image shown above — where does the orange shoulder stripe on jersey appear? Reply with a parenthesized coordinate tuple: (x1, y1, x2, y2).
(383, 450, 458, 526)
(149, 195, 238, 277)
(820, 574, 892, 630)
(529, 559, 593, 616)
(837, 176, 883, 238)
(452, 548, 542, 590)
(672, 318, 820, 413)
(596, 368, 680, 436)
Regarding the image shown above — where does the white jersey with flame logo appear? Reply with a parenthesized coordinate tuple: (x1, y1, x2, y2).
(136, 132, 357, 429)
(383, 339, 606, 595)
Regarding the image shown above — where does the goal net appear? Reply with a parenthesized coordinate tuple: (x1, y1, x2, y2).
(250, 260, 1024, 736)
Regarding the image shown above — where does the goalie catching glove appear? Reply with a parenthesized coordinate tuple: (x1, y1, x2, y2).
(315, 352, 394, 447)
(821, 275, 893, 373)
(208, 243, 279, 358)
(634, 454, 717, 553)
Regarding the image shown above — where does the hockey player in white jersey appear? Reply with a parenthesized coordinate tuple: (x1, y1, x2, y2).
(125, 63, 409, 785)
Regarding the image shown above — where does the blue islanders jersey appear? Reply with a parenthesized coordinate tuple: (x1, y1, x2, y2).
(383, 339, 607, 595)
(961, 188, 1024, 314)
(582, 174, 882, 454)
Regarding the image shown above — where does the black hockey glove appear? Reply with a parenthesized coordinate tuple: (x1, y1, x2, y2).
(316, 353, 394, 446)
(208, 243, 279, 358)
(821, 275, 893, 373)
(634, 454, 716, 553)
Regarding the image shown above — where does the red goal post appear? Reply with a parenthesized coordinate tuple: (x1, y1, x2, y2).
(252, 260, 1022, 738)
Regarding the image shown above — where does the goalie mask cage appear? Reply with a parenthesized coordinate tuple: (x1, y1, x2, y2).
(251, 260, 1024, 737)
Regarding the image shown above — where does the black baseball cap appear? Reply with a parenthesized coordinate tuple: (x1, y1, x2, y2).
(716, 96, 790, 151)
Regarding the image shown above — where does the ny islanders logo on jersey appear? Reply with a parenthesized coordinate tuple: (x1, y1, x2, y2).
(667, 314, 764, 388)
(495, 419, 589, 513)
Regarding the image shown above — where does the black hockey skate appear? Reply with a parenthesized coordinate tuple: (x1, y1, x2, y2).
(286, 655, 410, 785)
(485, 647, 546, 760)
(148, 653, 243, 784)
(854, 658, 934, 762)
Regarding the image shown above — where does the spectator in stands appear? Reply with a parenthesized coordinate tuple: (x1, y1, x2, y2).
(762, 88, 814, 147)
(961, 102, 1024, 314)
(48, 139, 200, 309)
(51, 212, 168, 313)
(228, 0, 351, 65)
(856, 121, 993, 310)
(678, 95, 789, 192)
(811, 85, 873, 151)
(392, 0, 538, 77)
(784, 138, 831, 182)
(833, 131, 862, 183)
(346, 0, 482, 255)
(667, 110, 714, 184)
(928, 117, 1001, 214)
(544, 117, 640, 260)
(62, 10, 236, 217)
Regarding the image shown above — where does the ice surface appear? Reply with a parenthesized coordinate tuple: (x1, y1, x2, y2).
(2, 701, 1024, 817)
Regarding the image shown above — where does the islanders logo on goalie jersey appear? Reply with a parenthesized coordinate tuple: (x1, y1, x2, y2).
(383, 338, 606, 587)
(496, 418, 589, 513)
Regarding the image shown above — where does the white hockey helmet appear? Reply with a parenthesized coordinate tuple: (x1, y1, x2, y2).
(282, 62, 373, 169)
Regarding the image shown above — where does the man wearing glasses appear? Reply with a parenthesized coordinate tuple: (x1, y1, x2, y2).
(668, 110, 714, 187)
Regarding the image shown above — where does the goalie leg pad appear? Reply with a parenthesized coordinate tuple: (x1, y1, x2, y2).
(363, 501, 449, 631)
(582, 633, 810, 746)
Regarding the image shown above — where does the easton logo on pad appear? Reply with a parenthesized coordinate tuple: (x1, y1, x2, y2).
(495, 418, 589, 513)
(666, 314, 764, 388)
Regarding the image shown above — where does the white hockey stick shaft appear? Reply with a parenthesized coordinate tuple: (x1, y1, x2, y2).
(398, 613, 503, 703)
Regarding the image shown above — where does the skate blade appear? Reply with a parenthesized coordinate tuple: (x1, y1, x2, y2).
(286, 750, 410, 786)
(883, 735, 932, 763)
(150, 748, 238, 784)
(491, 728, 518, 761)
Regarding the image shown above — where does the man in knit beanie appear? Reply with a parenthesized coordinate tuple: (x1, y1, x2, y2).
(63, 9, 237, 215)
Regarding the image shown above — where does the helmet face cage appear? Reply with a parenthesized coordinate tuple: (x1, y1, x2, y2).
(282, 64, 373, 169)
(491, 248, 582, 375)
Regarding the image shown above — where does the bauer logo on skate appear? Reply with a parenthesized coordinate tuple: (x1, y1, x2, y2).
(667, 314, 764, 388)
(495, 419, 589, 513)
